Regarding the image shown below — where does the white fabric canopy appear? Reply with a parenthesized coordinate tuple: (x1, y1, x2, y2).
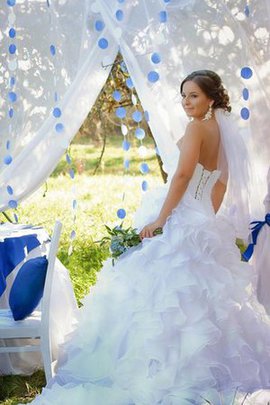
(0, 0, 269, 225)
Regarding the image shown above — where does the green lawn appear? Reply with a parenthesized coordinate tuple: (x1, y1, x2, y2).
(0, 135, 162, 404)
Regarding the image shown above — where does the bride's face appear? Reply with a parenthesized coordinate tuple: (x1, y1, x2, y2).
(181, 80, 213, 120)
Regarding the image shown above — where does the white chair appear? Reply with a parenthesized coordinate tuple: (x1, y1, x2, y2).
(0, 220, 62, 382)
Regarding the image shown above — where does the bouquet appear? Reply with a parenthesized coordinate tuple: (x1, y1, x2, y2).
(99, 225, 163, 265)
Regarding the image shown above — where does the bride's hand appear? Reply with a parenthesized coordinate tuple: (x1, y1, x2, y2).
(139, 221, 163, 240)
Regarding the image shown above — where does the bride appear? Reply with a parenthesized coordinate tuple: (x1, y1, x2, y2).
(29, 70, 270, 405)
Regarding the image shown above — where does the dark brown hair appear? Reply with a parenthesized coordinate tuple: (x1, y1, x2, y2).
(180, 70, 231, 112)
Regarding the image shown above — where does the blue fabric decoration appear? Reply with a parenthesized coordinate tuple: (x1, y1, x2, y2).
(9, 256, 48, 321)
(0, 234, 41, 297)
(242, 213, 270, 261)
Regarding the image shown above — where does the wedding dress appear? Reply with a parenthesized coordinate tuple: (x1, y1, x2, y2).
(28, 154, 270, 404)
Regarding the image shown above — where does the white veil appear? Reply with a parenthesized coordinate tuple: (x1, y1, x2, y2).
(215, 109, 251, 240)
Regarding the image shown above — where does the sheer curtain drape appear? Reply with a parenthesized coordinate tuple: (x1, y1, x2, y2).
(0, 0, 269, 224)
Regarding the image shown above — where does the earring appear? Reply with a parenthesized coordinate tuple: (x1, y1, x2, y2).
(202, 104, 213, 121)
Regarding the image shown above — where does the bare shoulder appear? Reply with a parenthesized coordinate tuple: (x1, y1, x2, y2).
(184, 120, 209, 139)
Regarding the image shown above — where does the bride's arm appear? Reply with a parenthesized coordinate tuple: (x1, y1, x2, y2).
(139, 122, 204, 239)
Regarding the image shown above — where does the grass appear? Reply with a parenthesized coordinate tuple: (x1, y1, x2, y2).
(0, 135, 161, 404)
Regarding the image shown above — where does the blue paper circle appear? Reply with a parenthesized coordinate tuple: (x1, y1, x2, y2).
(126, 77, 134, 89)
(244, 5, 250, 17)
(9, 28, 16, 38)
(7, 185, 13, 195)
(69, 169, 75, 179)
(66, 154, 71, 164)
(116, 9, 124, 21)
(117, 0, 125, 3)
(241, 67, 253, 79)
(242, 88, 249, 101)
(120, 61, 128, 72)
(132, 110, 143, 123)
(151, 53, 161, 64)
(4, 155, 12, 165)
(55, 123, 64, 133)
(124, 159, 130, 169)
(241, 107, 250, 120)
(10, 76, 16, 86)
(95, 20, 105, 31)
(8, 91, 17, 102)
(122, 139, 130, 151)
(144, 111, 150, 122)
(140, 162, 150, 174)
(54, 92, 58, 102)
(98, 38, 109, 49)
(9, 44, 16, 54)
(135, 128, 145, 140)
(148, 71, 159, 83)
(116, 106, 126, 119)
(117, 208, 126, 219)
(9, 108, 14, 118)
(50, 45, 56, 56)
(8, 200, 18, 209)
(141, 180, 148, 191)
(6, 140, 11, 150)
(7, 0, 16, 6)
(53, 107, 62, 118)
(163, 0, 170, 2)
(113, 90, 121, 101)
(70, 230, 76, 240)
(159, 10, 167, 23)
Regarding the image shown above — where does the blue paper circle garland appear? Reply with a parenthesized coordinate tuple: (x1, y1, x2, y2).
(241, 67, 253, 79)
(117, 208, 126, 219)
(55, 123, 64, 133)
(132, 110, 142, 123)
(151, 53, 161, 64)
(50, 45, 56, 56)
(9, 28, 16, 38)
(9, 44, 16, 54)
(148, 71, 159, 83)
(113, 90, 121, 102)
(95, 20, 105, 31)
(98, 38, 109, 49)
(8, 200, 17, 209)
(135, 128, 145, 140)
(241, 107, 250, 120)
(140, 162, 150, 174)
(116, 9, 124, 21)
(159, 11, 167, 22)
(4, 155, 12, 165)
(53, 107, 62, 118)
(141, 180, 148, 191)
(242, 88, 249, 101)
(116, 106, 126, 119)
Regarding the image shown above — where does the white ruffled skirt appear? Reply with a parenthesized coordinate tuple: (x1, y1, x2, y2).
(29, 187, 270, 405)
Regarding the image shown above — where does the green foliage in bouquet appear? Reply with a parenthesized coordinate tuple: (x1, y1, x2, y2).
(99, 225, 163, 265)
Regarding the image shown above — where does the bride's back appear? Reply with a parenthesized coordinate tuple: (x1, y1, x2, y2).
(198, 119, 220, 172)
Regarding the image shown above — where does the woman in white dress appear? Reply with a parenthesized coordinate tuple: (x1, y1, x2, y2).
(29, 71, 270, 405)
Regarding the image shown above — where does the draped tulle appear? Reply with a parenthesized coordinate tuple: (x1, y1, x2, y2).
(28, 165, 270, 405)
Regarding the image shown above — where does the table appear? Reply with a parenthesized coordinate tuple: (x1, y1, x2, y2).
(0, 223, 78, 375)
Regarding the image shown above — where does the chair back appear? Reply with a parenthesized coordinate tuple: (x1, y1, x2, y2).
(40, 221, 62, 351)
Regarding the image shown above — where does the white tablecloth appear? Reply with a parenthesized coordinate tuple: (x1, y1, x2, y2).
(0, 224, 78, 375)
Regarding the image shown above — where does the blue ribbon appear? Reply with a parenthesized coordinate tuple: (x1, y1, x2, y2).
(242, 213, 270, 261)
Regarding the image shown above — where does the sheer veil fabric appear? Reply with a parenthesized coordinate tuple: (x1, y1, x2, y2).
(215, 109, 251, 239)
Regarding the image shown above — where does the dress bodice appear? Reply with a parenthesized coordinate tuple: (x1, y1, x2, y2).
(186, 163, 221, 203)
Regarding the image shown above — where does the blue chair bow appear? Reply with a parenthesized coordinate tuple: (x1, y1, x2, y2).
(242, 213, 270, 261)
